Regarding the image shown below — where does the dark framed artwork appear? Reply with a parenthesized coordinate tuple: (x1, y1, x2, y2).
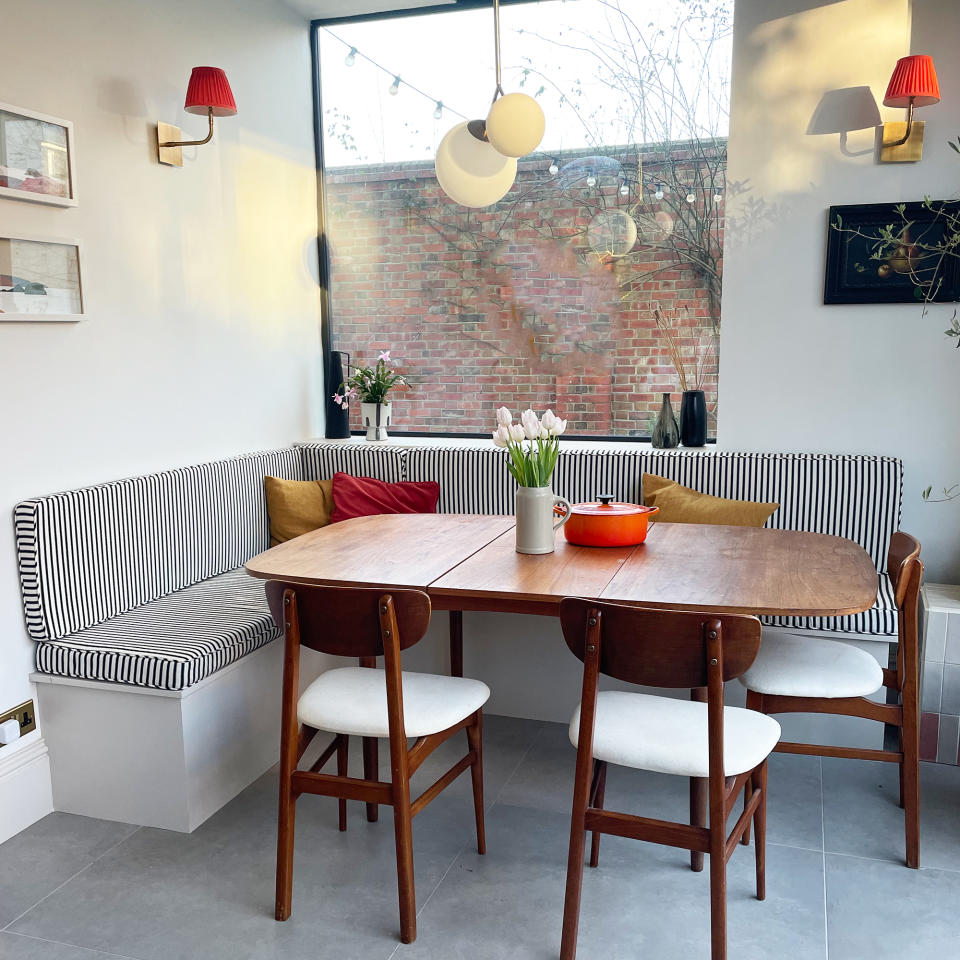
(824, 201, 960, 304)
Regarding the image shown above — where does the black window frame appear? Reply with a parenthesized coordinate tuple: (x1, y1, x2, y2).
(309, 1, 711, 443)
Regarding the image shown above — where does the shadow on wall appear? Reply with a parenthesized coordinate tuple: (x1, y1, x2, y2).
(806, 86, 882, 157)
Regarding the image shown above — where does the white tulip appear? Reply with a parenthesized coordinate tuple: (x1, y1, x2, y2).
(520, 408, 541, 440)
(553, 418, 568, 436)
(541, 409, 559, 433)
(495, 406, 513, 427)
(508, 423, 526, 443)
(492, 426, 510, 448)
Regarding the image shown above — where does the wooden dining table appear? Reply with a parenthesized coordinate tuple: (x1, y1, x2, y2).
(246, 511, 878, 869)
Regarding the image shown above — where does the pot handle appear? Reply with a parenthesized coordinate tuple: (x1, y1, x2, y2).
(552, 496, 572, 531)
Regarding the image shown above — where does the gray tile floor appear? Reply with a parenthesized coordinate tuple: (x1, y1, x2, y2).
(2, 716, 959, 960)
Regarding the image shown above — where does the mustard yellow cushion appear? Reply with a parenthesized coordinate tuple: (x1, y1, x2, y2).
(264, 476, 334, 546)
(642, 473, 779, 527)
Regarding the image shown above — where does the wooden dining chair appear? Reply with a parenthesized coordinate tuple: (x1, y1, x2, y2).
(265, 581, 489, 944)
(558, 598, 781, 960)
(741, 531, 923, 867)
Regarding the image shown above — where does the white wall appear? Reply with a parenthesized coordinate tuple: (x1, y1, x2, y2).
(0, 0, 320, 834)
(720, 0, 960, 581)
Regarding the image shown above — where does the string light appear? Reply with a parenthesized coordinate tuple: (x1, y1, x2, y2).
(586, 175, 597, 187)
(686, 189, 696, 203)
(619, 182, 629, 197)
(548, 159, 559, 176)
(654, 183, 664, 200)
(713, 188, 723, 203)
(323, 28, 469, 121)
(434, 101, 443, 120)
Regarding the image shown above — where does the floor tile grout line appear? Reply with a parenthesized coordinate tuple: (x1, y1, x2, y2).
(386, 721, 547, 960)
(1, 826, 143, 932)
(820, 758, 829, 960)
(2, 929, 146, 960)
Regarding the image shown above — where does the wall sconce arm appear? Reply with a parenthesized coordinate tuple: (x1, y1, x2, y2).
(885, 99, 915, 148)
(159, 107, 215, 148)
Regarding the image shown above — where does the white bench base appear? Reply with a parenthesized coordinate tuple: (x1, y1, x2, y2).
(32, 643, 330, 833)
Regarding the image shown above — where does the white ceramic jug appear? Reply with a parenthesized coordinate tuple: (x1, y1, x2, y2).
(515, 486, 571, 555)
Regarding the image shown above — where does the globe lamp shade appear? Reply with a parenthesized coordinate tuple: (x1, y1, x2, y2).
(435, 121, 517, 207)
(184, 66, 238, 117)
(484, 93, 545, 158)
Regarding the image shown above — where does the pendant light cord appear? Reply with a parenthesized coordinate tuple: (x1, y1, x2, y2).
(492, 0, 505, 102)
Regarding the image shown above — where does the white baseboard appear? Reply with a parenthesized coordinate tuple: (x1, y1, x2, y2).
(0, 733, 54, 844)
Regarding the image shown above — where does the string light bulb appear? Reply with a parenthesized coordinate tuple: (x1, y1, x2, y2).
(714, 188, 723, 203)
(685, 189, 696, 203)
(344, 47, 357, 67)
(586, 175, 597, 187)
(433, 101, 443, 120)
(619, 182, 629, 197)
(654, 184, 664, 200)
(549, 159, 559, 176)
(389, 76, 401, 96)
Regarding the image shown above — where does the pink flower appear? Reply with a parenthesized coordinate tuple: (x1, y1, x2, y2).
(378, 350, 392, 363)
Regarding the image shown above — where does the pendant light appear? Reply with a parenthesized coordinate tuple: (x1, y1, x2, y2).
(435, 0, 545, 207)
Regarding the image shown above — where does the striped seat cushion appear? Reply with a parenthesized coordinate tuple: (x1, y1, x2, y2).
(297, 442, 406, 483)
(405, 447, 516, 515)
(34, 568, 278, 691)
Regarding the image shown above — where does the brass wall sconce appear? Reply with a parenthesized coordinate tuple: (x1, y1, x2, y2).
(880, 55, 940, 163)
(157, 66, 237, 167)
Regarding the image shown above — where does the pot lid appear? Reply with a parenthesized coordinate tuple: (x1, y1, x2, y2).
(570, 494, 656, 517)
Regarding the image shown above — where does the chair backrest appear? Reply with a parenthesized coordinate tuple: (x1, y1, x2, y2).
(559, 598, 763, 688)
(888, 531, 922, 609)
(265, 581, 431, 658)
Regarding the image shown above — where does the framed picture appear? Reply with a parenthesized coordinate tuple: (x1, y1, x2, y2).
(0, 235, 84, 322)
(0, 103, 77, 206)
(824, 201, 960, 304)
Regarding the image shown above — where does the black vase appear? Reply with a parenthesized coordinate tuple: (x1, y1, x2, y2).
(679, 390, 707, 447)
(324, 350, 351, 439)
(651, 393, 679, 448)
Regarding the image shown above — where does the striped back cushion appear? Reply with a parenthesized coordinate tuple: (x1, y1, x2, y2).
(296, 442, 406, 483)
(553, 449, 901, 571)
(405, 447, 517, 515)
(15, 448, 300, 642)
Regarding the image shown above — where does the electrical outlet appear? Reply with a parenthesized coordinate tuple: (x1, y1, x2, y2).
(0, 699, 36, 738)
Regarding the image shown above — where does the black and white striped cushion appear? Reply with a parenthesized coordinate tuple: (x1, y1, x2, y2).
(34, 568, 278, 691)
(405, 447, 516, 514)
(15, 447, 299, 642)
(296, 442, 406, 483)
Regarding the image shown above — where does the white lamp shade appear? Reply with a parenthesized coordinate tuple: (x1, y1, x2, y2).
(485, 93, 546, 158)
(435, 121, 517, 207)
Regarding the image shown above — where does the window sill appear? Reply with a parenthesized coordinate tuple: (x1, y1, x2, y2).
(300, 435, 719, 454)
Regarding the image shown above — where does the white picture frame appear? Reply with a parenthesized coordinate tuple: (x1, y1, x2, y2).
(0, 234, 85, 322)
(0, 102, 77, 207)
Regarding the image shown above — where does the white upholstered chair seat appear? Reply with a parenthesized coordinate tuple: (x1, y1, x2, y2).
(298, 667, 490, 739)
(740, 634, 884, 699)
(569, 691, 781, 779)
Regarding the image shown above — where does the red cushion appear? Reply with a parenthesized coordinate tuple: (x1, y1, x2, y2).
(329, 472, 440, 524)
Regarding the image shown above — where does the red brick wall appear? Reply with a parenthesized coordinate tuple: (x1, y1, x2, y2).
(326, 147, 722, 437)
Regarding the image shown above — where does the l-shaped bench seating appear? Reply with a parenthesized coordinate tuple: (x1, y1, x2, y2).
(15, 441, 903, 830)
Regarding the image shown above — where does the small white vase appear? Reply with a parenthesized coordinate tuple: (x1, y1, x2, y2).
(515, 486, 572, 555)
(361, 402, 392, 442)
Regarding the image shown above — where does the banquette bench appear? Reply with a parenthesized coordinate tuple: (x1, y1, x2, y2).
(15, 440, 902, 830)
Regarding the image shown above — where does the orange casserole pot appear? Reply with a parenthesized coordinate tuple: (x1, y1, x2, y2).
(563, 495, 659, 547)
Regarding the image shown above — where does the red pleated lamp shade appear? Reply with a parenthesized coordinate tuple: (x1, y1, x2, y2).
(884, 55, 940, 108)
(184, 66, 237, 117)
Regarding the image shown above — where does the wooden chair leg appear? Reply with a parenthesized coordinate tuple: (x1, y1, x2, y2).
(589, 760, 607, 868)
(466, 710, 486, 855)
(741, 773, 753, 846)
(275, 770, 296, 921)
(560, 737, 594, 960)
(902, 720, 920, 869)
(898, 726, 905, 809)
(337, 734, 349, 832)
(392, 784, 417, 943)
(754, 761, 767, 901)
(690, 776, 706, 872)
(709, 837, 727, 960)
(449, 610, 463, 678)
(362, 737, 379, 823)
